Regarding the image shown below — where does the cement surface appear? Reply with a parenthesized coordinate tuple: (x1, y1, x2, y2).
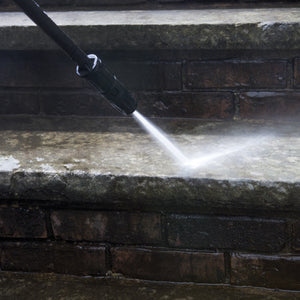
(0, 116, 299, 212)
(2, 9, 300, 26)
(1, 8, 300, 50)
(0, 271, 299, 300)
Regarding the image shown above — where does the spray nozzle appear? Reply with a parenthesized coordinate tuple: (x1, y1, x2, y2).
(76, 54, 137, 115)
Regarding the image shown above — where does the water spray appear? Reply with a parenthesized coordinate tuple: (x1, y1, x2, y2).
(13, 0, 137, 115)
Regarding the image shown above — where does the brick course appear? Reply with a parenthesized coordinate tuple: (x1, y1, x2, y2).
(0, 202, 298, 290)
(111, 247, 225, 283)
(136, 92, 234, 119)
(0, 52, 181, 91)
(51, 210, 163, 245)
(184, 60, 287, 89)
(0, 242, 106, 276)
(0, 50, 298, 120)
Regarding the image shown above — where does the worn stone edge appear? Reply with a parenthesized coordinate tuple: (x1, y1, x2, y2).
(0, 170, 299, 212)
(1, 23, 300, 50)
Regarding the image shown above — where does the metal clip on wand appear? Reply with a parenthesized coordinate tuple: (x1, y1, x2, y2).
(13, 0, 137, 115)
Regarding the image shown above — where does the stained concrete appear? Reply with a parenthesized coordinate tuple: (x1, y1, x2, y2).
(1, 8, 300, 50)
(0, 271, 299, 300)
(0, 116, 299, 213)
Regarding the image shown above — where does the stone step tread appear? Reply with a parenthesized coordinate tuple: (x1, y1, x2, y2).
(1, 8, 300, 26)
(1, 271, 299, 300)
(0, 116, 299, 211)
(1, 8, 300, 50)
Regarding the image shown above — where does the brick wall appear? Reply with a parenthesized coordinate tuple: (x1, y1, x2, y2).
(0, 204, 299, 290)
(1, 50, 299, 121)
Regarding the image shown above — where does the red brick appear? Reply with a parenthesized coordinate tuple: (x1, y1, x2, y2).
(184, 60, 287, 89)
(107, 61, 182, 91)
(51, 210, 162, 244)
(239, 92, 300, 121)
(0, 207, 47, 238)
(0, 91, 40, 115)
(112, 247, 225, 283)
(0, 242, 106, 276)
(135, 92, 234, 119)
(40, 91, 118, 116)
(167, 215, 287, 252)
(231, 253, 300, 290)
(0, 51, 85, 88)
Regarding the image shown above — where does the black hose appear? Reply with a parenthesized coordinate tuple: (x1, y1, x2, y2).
(13, 0, 93, 71)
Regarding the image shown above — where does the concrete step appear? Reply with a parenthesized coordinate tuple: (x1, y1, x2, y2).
(1, 8, 300, 51)
(1, 271, 300, 300)
(0, 115, 299, 212)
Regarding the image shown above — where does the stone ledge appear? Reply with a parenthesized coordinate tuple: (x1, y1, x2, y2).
(1, 8, 300, 50)
(1, 271, 300, 299)
(0, 116, 299, 213)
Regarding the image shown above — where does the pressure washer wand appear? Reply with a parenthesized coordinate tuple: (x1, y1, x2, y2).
(13, 0, 137, 115)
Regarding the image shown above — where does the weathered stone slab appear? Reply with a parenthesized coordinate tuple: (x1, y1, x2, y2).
(0, 116, 299, 213)
(0, 9, 300, 50)
(1, 271, 300, 300)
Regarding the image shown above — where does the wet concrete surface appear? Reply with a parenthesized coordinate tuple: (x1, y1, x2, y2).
(0, 116, 299, 180)
(0, 271, 299, 300)
(0, 116, 299, 212)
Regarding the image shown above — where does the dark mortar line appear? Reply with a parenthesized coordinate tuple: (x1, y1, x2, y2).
(233, 92, 240, 120)
(0, 85, 297, 95)
(105, 243, 112, 273)
(286, 220, 297, 253)
(44, 209, 55, 240)
(0, 237, 49, 243)
(160, 212, 169, 248)
(181, 87, 294, 93)
(52, 240, 170, 248)
(0, 86, 86, 93)
(137, 88, 300, 93)
(152, 247, 297, 256)
(286, 59, 294, 90)
(179, 60, 183, 91)
(0, 238, 298, 256)
(292, 57, 298, 89)
(224, 252, 231, 284)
